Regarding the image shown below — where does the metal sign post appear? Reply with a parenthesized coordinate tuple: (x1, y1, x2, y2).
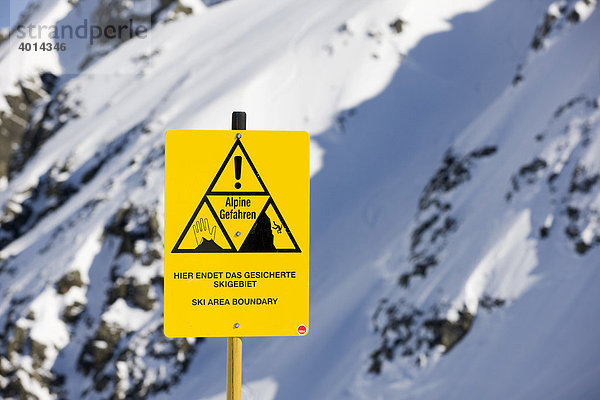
(227, 111, 245, 400)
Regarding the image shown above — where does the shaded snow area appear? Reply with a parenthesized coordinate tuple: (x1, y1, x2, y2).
(0, 0, 599, 399)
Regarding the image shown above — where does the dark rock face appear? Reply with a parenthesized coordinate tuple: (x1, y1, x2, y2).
(423, 307, 474, 352)
(0, 3, 205, 397)
(105, 204, 161, 256)
(0, 163, 78, 251)
(369, 302, 478, 374)
(107, 279, 155, 311)
(0, 294, 59, 399)
(531, 11, 557, 50)
(369, 146, 498, 374)
(403, 146, 496, 288)
(31, 340, 48, 369)
(478, 295, 505, 311)
(64, 203, 200, 399)
(510, 97, 600, 254)
(514, 0, 595, 84)
(8, 86, 80, 177)
(62, 301, 86, 323)
(78, 321, 124, 375)
(56, 271, 85, 295)
(0, 197, 192, 399)
(0, 0, 193, 183)
(530, 1, 593, 51)
(370, 83, 600, 374)
(40, 72, 59, 93)
(389, 18, 404, 33)
(0, 77, 50, 179)
(569, 165, 599, 194)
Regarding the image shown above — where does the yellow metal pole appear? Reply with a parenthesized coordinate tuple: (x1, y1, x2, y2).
(226, 337, 242, 400)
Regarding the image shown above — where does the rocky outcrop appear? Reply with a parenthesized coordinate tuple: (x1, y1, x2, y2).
(514, 0, 597, 85)
(79, 321, 125, 376)
(56, 271, 85, 295)
(401, 146, 496, 288)
(68, 203, 198, 399)
(369, 146, 498, 374)
(0, 78, 51, 179)
(530, 0, 596, 51)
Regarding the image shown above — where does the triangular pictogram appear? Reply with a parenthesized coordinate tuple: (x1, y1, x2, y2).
(239, 198, 300, 252)
(172, 197, 235, 253)
(172, 139, 300, 253)
(207, 140, 267, 195)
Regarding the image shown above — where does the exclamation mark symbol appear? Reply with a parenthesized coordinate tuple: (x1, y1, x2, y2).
(234, 156, 242, 189)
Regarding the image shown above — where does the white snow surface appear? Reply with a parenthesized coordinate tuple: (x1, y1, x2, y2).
(0, 0, 599, 399)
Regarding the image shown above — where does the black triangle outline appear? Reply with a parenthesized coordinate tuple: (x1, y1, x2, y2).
(207, 139, 268, 195)
(172, 139, 301, 253)
(171, 197, 236, 253)
(239, 197, 301, 253)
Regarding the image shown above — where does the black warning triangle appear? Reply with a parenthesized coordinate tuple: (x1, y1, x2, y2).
(172, 139, 300, 253)
(240, 198, 300, 253)
(207, 140, 268, 195)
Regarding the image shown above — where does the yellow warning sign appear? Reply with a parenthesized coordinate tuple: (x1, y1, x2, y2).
(164, 130, 309, 337)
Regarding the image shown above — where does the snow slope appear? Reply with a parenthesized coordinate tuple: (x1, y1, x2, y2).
(0, 0, 599, 399)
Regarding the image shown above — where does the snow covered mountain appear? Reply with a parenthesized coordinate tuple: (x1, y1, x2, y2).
(0, 0, 599, 399)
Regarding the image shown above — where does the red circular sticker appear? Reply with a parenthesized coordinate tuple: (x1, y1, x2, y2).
(297, 324, 307, 335)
